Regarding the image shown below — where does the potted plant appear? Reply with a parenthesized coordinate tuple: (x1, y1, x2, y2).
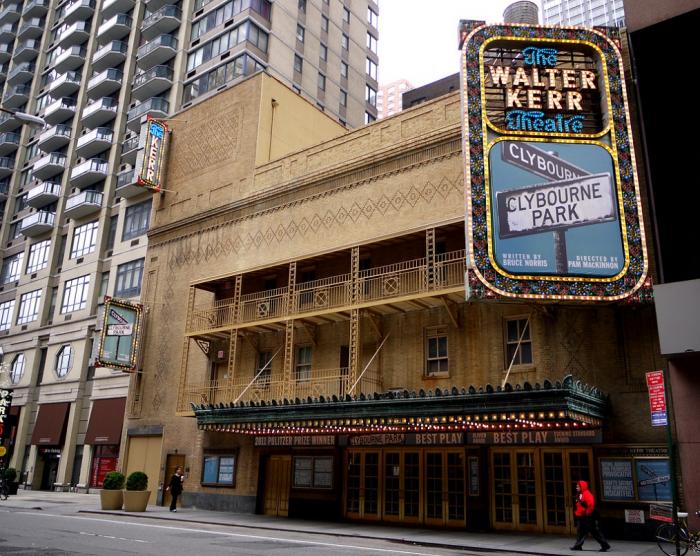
(123, 471, 150, 512)
(2, 467, 19, 495)
(99, 471, 125, 510)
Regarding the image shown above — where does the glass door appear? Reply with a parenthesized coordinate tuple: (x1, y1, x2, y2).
(345, 450, 381, 520)
(492, 450, 515, 529)
(403, 451, 421, 523)
(515, 450, 541, 531)
(446, 450, 466, 527)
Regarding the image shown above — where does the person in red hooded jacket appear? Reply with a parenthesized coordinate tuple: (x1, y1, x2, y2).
(571, 480, 611, 552)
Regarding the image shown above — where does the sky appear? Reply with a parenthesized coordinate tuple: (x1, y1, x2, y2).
(377, 0, 541, 88)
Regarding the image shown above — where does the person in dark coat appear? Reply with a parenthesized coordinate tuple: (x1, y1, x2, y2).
(166, 466, 184, 512)
(571, 480, 611, 551)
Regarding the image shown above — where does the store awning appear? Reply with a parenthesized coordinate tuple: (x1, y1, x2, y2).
(192, 374, 608, 436)
(85, 397, 126, 445)
(30, 402, 70, 446)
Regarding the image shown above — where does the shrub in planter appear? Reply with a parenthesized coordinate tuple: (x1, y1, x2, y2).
(123, 471, 150, 512)
(100, 471, 125, 510)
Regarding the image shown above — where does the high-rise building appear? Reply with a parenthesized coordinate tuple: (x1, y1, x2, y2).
(0, 0, 378, 491)
(376, 78, 412, 119)
(541, 0, 626, 27)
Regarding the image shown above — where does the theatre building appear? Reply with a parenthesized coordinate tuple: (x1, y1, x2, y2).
(123, 25, 671, 537)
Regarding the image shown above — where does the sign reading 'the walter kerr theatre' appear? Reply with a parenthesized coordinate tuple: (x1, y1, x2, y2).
(461, 22, 648, 301)
(137, 117, 169, 192)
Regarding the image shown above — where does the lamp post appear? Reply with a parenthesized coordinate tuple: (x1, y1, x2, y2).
(0, 106, 47, 128)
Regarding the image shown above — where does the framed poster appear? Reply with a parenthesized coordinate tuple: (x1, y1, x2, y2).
(635, 458, 672, 502)
(599, 458, 634, 501)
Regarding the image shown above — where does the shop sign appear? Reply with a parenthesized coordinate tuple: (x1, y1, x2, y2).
(96, 297, 144, 372)
(0, 388, 12, 429)
(346, 432, 464, 447)
(645, 370, 668, 426)
(136, 117, 169, 193)
(254, 436, 335, 447)
(467, 428, 601, 445)
(625, 509, 645, 524)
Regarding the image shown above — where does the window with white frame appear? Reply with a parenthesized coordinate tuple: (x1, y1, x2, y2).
(296, 24, 305, 43)
(0, 300, 15, 331)
(70, 220, 99, 258)
(16, 289, 41, 324)
(55, 344, 73, 377)
(61, 274, 90, 313)
(10, 353, 25, 384)
(122, 199, 152, 241)
(425, 327, 448, 376)
(504, 317, 533, 366)
(1, 252, 23, 284)
(295, 345, 312, 381)
(26, 239, 51, 273)
(115, 258, 144, 298)
(341, 33, 349, 50)
(340, 61, 348, 79)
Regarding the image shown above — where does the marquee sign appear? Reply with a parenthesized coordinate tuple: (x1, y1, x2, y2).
(136, 116, 169, 192)
(461, 22, 649, 301)
(96, 297, 144, 372)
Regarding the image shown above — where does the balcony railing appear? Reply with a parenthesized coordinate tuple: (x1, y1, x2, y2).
(187, 250, 467, 334)
(181, 367, 381, 408)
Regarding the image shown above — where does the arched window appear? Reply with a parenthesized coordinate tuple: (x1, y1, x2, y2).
(10, 353, 25, 384)
(55, 345, 73, 378)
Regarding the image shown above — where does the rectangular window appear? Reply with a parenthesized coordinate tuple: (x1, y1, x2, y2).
(293, 456, 333, 488)
(343, 6, 350, 23)
(340, 61, 348, 78)
(71, 221, 99, 259)
(340, 89, 347, 107)
(296, 24, 305, 43)
(16, 289, 42, 324)
(255, 350, 272, 385)
(365, 84, 377, 106)
(321, 15, 329, 32)
(106, 215, 118, 251)
(13, 193, 28, 216)
(0, 300, 15, 331)
(505, 317, 533, 366)
(98, 271, 109, 301)
(295, 345, 312, 381)
(367, 32, 377, 53)
(26, 240, 51, 273)
(365, 111, 376, 124)
(122, 199, 152, 241)
(202, 454, 236, 486)
(61, 274, 90, 314)
(320, 43, 327, 61)
(1, 252, 24, 284)
(298, 0, 305, 12)
(318, 72, 326, 91)
(366, 58, 377, 80)
(294, 54, 303, 73)
(367, 6, 378, 28)
(425, 327, 448, 376)
(115, 258, 145, 298)
(341, 33, 349, 50)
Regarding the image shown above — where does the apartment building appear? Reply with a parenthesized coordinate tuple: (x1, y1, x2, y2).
(376, 78, 411, 119)
(0, 0, 378, 491)
(541, 0, 626, 27)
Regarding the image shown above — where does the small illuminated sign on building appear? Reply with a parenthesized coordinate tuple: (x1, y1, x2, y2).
(137, 117, 169, 192)
(461, 22, 648, 301)
(96, 297, 144, 372)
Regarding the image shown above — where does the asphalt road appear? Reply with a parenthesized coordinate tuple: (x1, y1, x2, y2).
(0, 507, 503, 556)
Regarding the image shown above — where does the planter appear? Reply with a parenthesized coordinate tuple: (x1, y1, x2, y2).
(123, 490, 150, 512)
(99, 489, 123, 510)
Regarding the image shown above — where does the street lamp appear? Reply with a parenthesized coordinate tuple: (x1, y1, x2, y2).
(0, 106, 47, 128)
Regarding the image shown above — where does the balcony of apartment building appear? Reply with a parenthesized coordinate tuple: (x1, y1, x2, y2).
(0, 4, 21, 25)
(6, 61, 34, 85)
(126, 96, 168, 131)
(0, 62, 6, 83)
(144, 0, 177, 15)
(26, 180, 61, 208)
(0, 179, 8, 200)
(97, 13, 132, 42)
(69, 158, 108, 188)
(179, 226, 467, 411)
(131, 65, 172, 101)
(0, 23, 17, 42)
(47, 70, 82, 97)
(42, 97, 77, 125)
(141, 5, 181, 41)
(64, 189, 103, 219)
(76, 127, 113, 158)
(86, 68, 122, 99)
(101, 0, 135, 19)
(11, 38, 40, 63)
(0, 42, 11, 63)
(91, 40, 127, 72)
(81, 96, 118, 128)
(57, 20, 90, 48)
(0, 111, 21, 132)
(120, 133, 139, 165)
(0, 131, 20, 155)
(22, 0, 49, 18)
(2, 83, 30, 108)
(115, 167, 146, 198)
(62, 0, 95, 24)
(136, 34, 177, 70)
(37, 123, 72, 152)
(32, 152, 66, 180)
(53, 45, 86, 72)
(17, 17, 44, 41)
(0, 155, 14, 177)
(20, 210, 55, 237)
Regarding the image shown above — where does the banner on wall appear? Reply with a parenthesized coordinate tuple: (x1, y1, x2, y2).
(136, 117, 169, 193)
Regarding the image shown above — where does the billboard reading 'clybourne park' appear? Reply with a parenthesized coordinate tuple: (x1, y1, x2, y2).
(460, 23, 649, 301)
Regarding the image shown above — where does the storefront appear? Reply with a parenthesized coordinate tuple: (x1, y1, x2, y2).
(30, 402, 70, 491)
(84, 398, 126, 488)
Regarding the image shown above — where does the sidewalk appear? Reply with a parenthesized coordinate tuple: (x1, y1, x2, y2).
(2, 490, 660, 556)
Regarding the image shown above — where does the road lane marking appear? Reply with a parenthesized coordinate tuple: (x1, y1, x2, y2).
(79, 531, 148, 543)
(12, 512, 456, 555)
